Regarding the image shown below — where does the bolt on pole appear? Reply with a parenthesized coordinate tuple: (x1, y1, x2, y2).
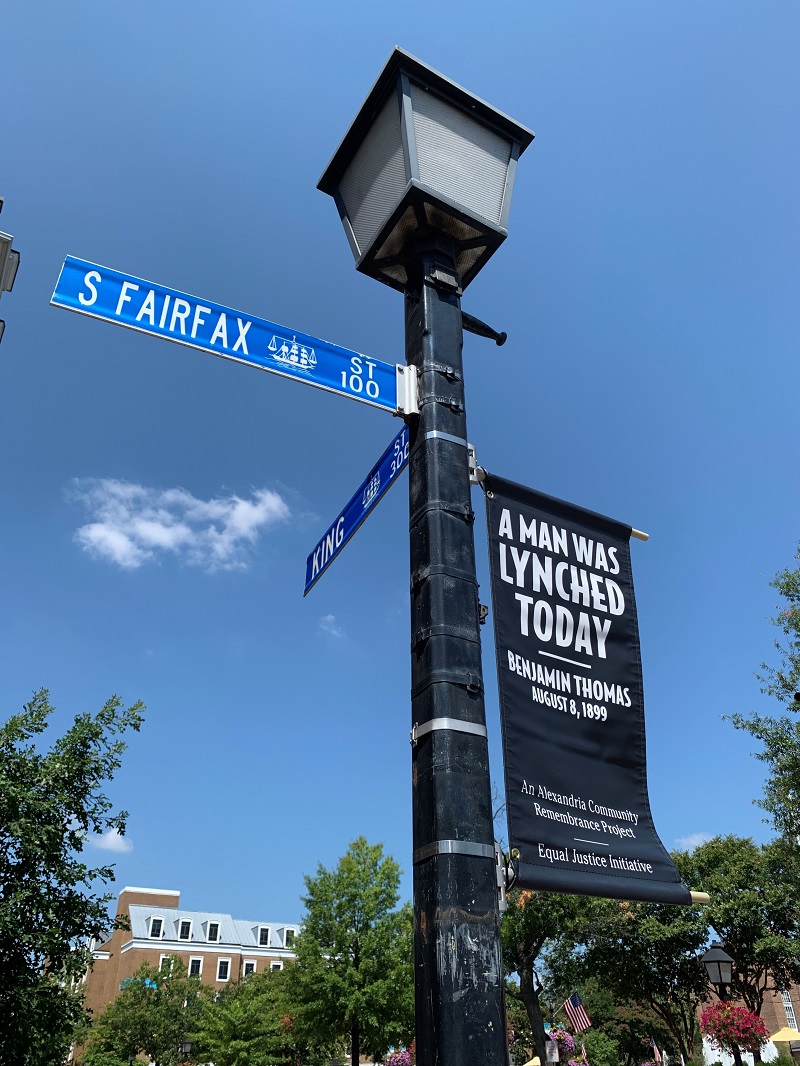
(405, 231, 507, 1066)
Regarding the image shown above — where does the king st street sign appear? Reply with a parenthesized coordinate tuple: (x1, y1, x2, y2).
(51, 256, 417, 415)
(304, 423, 409, 594)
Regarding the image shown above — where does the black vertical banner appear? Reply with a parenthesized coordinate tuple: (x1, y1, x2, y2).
(485, 474, 690, 905)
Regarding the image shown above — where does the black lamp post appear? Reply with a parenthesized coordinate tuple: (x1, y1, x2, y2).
(319, 48, 533, 1066)
(0, 200, 21, 347)
(179, 1039, 193, 1062)
(702, 942, 742, 1066)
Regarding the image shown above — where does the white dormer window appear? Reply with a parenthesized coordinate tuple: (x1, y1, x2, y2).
(284, 929, 295, 949)
(207, 921, 220, 943)
(178, 919, 192, 941)
(258, 926, 270, 947)
(149, 916, 164, 939)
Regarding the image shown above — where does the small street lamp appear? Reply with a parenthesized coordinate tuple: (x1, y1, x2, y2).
(701, 941, 734, 999)
(319, 48, 533, 1066)
(179, 1039, 193, 1062)
(0, 197, 21, 346)
(702, 942, 743, 1066)
(318, 47, 532, 293)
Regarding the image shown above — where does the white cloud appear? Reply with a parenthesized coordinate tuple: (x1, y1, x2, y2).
(70, 479, 290, 572)
(319, 614, 345, 639)
(91, 828, 133, 854)
(673, 832, 713, 851)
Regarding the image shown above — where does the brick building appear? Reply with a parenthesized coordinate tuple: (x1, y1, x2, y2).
(83, 886, 300, 1019)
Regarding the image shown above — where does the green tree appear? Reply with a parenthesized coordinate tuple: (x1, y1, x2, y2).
(730, 547, 800, 841)
(82, 958, 210, 1066)
(561, 978, 673, 1066)
(285, 837, 414, 1066)
(581, 1028, 622, 1066)
(548, 888, 710, 1062)
(0, 688, 144, 1066)
(501, 887, 591, 1065)
(191, 968, 311, 1066)
(680, 836, 800, 1018)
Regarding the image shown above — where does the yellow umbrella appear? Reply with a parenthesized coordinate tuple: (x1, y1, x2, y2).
(523, 1058, 541, 1066)
(770, 1027, 800, 1042)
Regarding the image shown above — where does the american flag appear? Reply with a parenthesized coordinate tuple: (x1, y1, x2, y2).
(652, 1040, 662, 1063)
(562, 991, 592, 1032)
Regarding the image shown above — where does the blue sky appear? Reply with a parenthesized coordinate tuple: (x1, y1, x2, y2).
(1, 1, 798, 926)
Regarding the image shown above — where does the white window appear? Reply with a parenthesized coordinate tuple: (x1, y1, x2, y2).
(149, 916, 164, 939)
(258, 925, 270, 947)
(270, 961, 283, 972)
(207, 921, 220, 943)
(159, 954, 174, 973)
(783, 991, 798, 1029)
(243, 960, 257, 977)
(216, 958, 231, 982)
(189, 957, 203, 978)
(178, 919, 192, 941)
(284, 929, 295, 949)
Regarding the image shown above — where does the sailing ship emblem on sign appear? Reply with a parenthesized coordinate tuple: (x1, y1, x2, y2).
(267, 334, 318, 373)
(362, 473, 381, 509)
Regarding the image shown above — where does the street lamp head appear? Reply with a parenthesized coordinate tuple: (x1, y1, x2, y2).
(701, 941, 734, 989)
(0, 231, 20, 294)
(318, 47, 534, 292)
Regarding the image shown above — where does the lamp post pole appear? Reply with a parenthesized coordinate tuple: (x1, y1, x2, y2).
(317, 48, 533, 1066)
(405, 232, 507, 1066)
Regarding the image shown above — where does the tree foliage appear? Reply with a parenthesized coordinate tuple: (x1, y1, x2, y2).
(82, 958, 210, 1066)
(546, 885, 709, 1062)
(501, 887, 592, 1065)
(0, 688, 144, 1066)
(191, 968, 310, 1066)
(285, 837, 414, 1066)
(679, 835, 800, 1014)
(570, 978, 674, 1066)
(730, 546, 800, 840)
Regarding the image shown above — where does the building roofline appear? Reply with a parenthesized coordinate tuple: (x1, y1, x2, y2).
(120, 886, 180, 896)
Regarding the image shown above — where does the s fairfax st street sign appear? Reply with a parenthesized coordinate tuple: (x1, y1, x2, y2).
(304, 424, 409, 594)
(51, 256, 417, 415)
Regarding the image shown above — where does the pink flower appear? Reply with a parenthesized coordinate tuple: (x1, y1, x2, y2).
(700, 1003, 769, 1054)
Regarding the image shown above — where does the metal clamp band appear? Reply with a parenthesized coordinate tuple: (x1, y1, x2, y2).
(410, 669, 484, 699)
(418, 394, 464, 413)
(411, 623, 480, 651)
(409, 500, 475, 527)
(425, 362, 462, 383)
(413, 839, 496, 865)
(411, 718, 488, 745)
(422, 430, 469, 448)
(410, 562, 478, 591)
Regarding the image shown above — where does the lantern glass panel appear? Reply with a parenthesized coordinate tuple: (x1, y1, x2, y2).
(410, 83, 513, 225)
(338, 94, 406, 256)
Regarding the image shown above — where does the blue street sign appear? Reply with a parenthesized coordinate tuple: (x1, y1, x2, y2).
(51, 256, 406, 414)
(304, 424, 409, 595)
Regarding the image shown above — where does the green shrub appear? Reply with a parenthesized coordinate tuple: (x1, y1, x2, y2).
(581, 1029, 621, 1066)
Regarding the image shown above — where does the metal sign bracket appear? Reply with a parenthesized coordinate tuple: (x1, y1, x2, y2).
(396, 363, 419, 416)
(468, 443, 486, 485)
